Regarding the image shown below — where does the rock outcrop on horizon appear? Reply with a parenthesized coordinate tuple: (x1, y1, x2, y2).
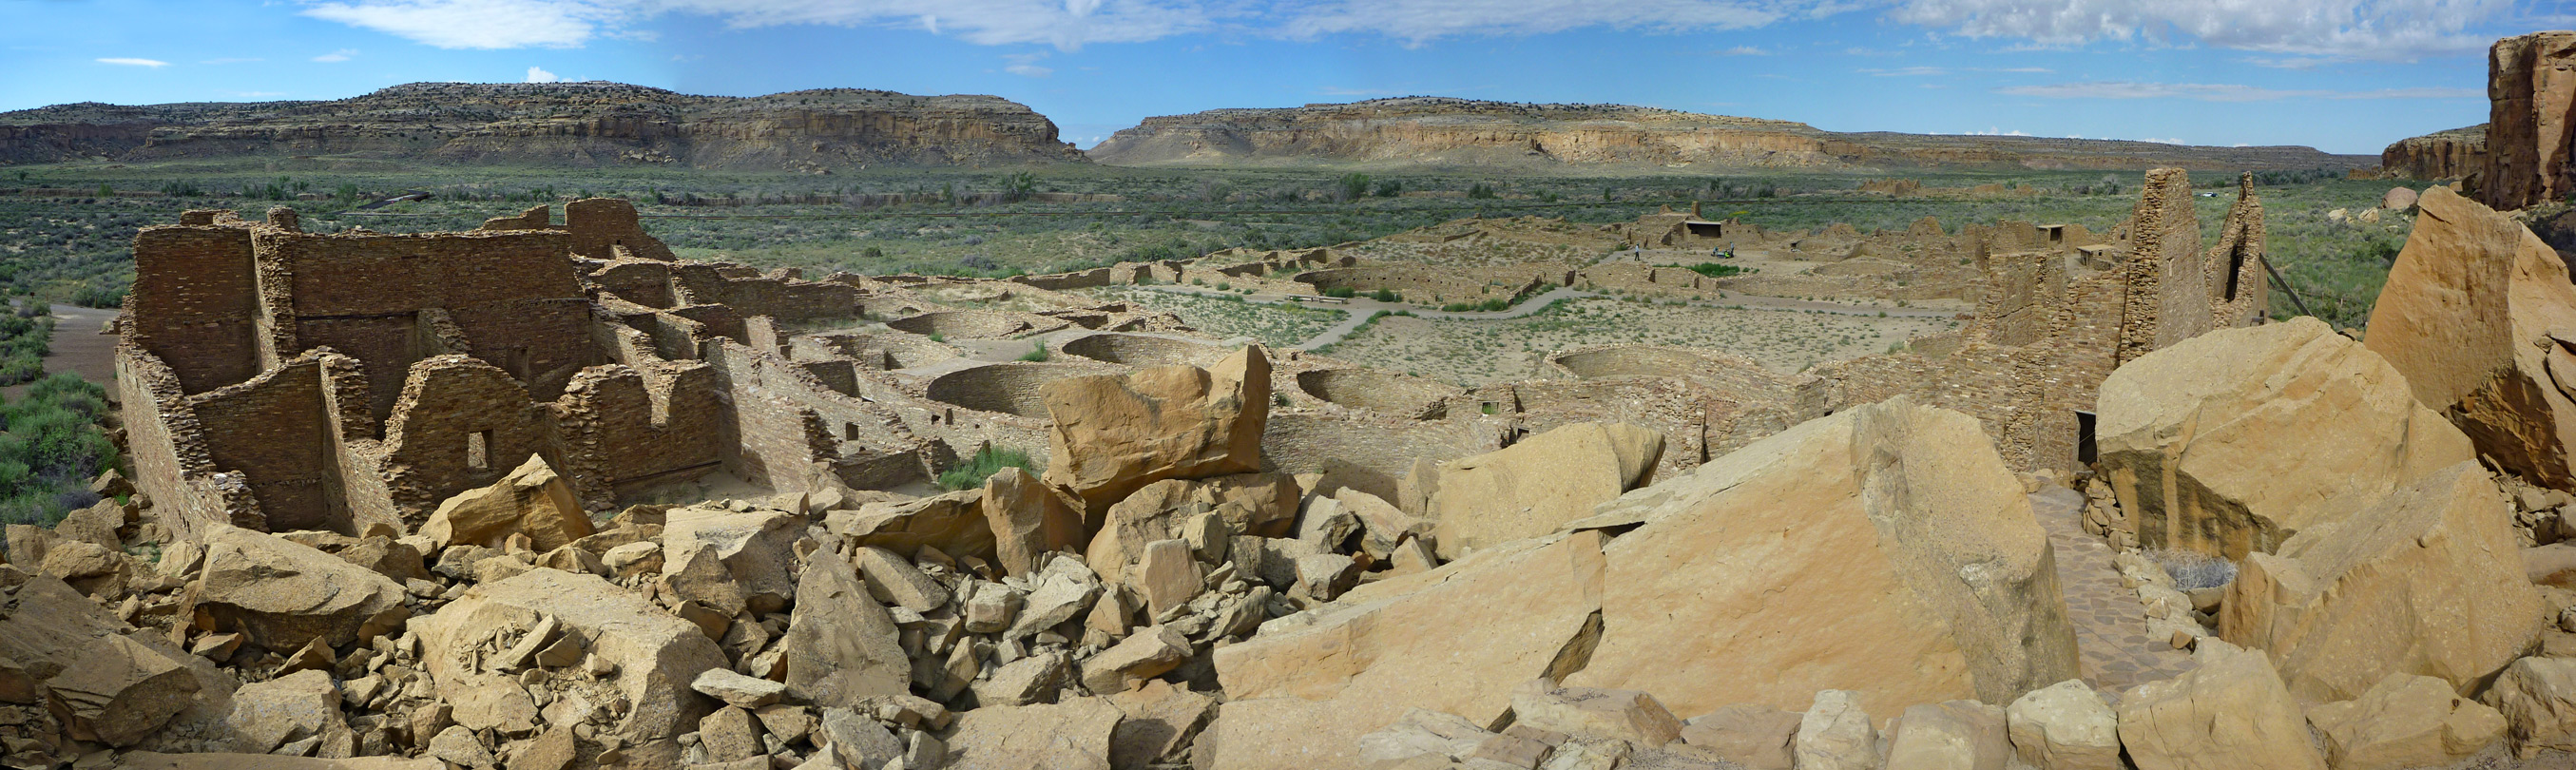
(2475, 31, 2576, 210)
(2381, 125, 2487, 181)
(1086, 97, 2371, 171)
(0, 82, 1086, 169)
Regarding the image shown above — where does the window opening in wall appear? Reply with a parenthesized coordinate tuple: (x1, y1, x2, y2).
(2222, 245, 2246, 302)
(845, 422, 861, 440)
(467, 430, 492, 471)
(2074, 411, 2098, 465)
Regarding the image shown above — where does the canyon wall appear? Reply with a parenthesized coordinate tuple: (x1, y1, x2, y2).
(0, 82, 1086, 169)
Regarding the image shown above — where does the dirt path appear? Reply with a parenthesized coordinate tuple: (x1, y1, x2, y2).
(3, 304, 119, 399)
(2029, 487, 2196, 699)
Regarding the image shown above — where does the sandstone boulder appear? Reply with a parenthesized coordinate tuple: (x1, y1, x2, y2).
(1509, 683, 1682, 747)
(1794, 690, 1878, 770)
(0, 573, 129, 684)
(2004, 680, 2119, 770)
(2220, 460, 2542, 702)
(662, 506, 804, 616)
(1563, 397, 2079, 719)
(225, 668, 352, 755)
(2102, 317, 2474, 558)
(780, 547, 909, 708)
(1042, 345, 1270, 510)
(418, 454, 594, 552)
(2116, 640, 2325, 770)
(983, 467, 1085, 578)
(46, 633, 199, 746)
(2382, 187, 2420, 211)
(2485, 656, 2576, 755)
(2307, 672, 2506, 770)
(1084, 473, 1298, 597)
(828, 490, 994, 566)
(1426, 422, 1661, 560)
(120, 753, 442, 770)
(1679, 704, 1800, 770)
(1885, 700, 2009, 770)
(2365, 185, 2576, 490)
(413, 568, 727, 768)
(188, 525, 409, 650)
(943, 697, 1124, 770)
(1202, 530, 1605, 770)
(1106, 680, 1216, 769)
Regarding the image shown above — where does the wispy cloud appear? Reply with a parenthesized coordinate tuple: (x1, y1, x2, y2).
(526, 66, 561, 82)
(1002, 50, 1052, 77)
(1886, 0, 2513, 61)
(285, 0, 2522, 62)
(1999, 81, 2484, 101)
(1714, 45, 1767, 55)
(312, 48, 358, 62)
(97, 57, 170, 67)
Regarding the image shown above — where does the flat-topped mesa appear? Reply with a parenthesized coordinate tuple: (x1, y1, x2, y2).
(1087, 96, 2366, 171)
(0, 82, 1086, 168)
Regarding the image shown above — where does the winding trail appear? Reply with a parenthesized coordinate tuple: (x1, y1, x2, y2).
(3, 303, 119, 398)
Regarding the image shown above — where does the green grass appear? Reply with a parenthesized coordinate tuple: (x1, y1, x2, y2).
(0, 308, 51, 387)
(1678, 262, 1745, 279)
(937, 445, 1039, 491)
(1017, 342, 1050, 362)
(1, 373, 120, 526)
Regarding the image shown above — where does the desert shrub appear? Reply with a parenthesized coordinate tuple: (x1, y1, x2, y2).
(936, 446, 1038, 491)
(0, 374, 120, 526)
(1017, 342, 1049, 362)
(2146, 549, 2238, 590)
(1369, 289, 1401, 302)
(1323, 287, 1357, 298)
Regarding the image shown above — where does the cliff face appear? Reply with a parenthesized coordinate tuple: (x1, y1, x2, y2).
(1087, 97, 2370, 171)
(2476, 31, 2576, 210)
(0, 83, 1086, 168)
(2381, 125, 2486, 180)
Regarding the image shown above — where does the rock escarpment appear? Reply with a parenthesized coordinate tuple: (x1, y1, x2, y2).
(0, 82, 1086, 168)
(2380, 125, 2487, 180)
(2477, 31, 2576, 210)
(1087, 97, 2367, 171)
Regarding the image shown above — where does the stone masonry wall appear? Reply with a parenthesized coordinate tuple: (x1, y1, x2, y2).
(125, 226, 261, 394)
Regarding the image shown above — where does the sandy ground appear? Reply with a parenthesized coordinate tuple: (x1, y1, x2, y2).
(1314, 296, 1957, 387)
(4, 304, 119, 399)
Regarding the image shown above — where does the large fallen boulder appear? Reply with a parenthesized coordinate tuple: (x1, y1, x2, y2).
(46, 633, 200, 747)
(184, 525, 410, 651)
(982, 467, 1085, 578)
(1085, 473, 1298, 598)
(1041, 345, 1270, 510)
(224, 668, 352, 756)
(418, 454, 594, 552)
(1562, 396, 2080, 719)
(2306, 672, 2506, 770)
(662, 505, 804, 616)
(2220, 461, 2542, 702)
(412, 568, 728, 769)
(1425, 421, 1662, 559)
(2365, 185, 2576, 490)
(826, 490, 994, 567)
(943, 697, 1124, 770)
(1201, 530, 1607, 770)
(120, 754, 442, 770)
(2116, 640, 2325, 770)
(2100, 317, 2475, 558)
(779, 547, 909, 708)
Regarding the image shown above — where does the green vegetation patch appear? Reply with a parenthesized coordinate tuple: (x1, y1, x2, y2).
(937, 445, 1039, 491)
(2, 373, 120, 526)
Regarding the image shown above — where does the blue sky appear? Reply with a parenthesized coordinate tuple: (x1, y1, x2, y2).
(7, 0, 2570, 155)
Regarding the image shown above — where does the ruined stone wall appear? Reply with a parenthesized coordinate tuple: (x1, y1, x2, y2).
(589, 260, 680, 308)
(567, 198, 678, 261)
(378, 356, 558, 517)
(125, 226, 261, 394)
(2206, 174, 2271, 326)
(1011, 268, 1116, 291)
(708, 341, 843, 492)
(551, 362, 726, 507)
(187, 356, 342, 531)
(2119, 168, 2209, 364)
(1297, 266, 1538, 303)
(670, 263, 859, 321)
(115, 346, 251, 537)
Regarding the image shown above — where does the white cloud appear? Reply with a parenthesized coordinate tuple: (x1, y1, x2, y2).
(286, 0, 2514, 60)
(1001, 50, 1053, 76)
(301, 0, 610, 48)
(526, 66, 562, 82)
(312, 48, 359, 62)
(1886, 0, 2514, 60)
(1715, 45, 1767, 55)
(97, 57, 170, 67)
(1960, 126, 2032, 136)
(1999, 81, 2484, 101)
